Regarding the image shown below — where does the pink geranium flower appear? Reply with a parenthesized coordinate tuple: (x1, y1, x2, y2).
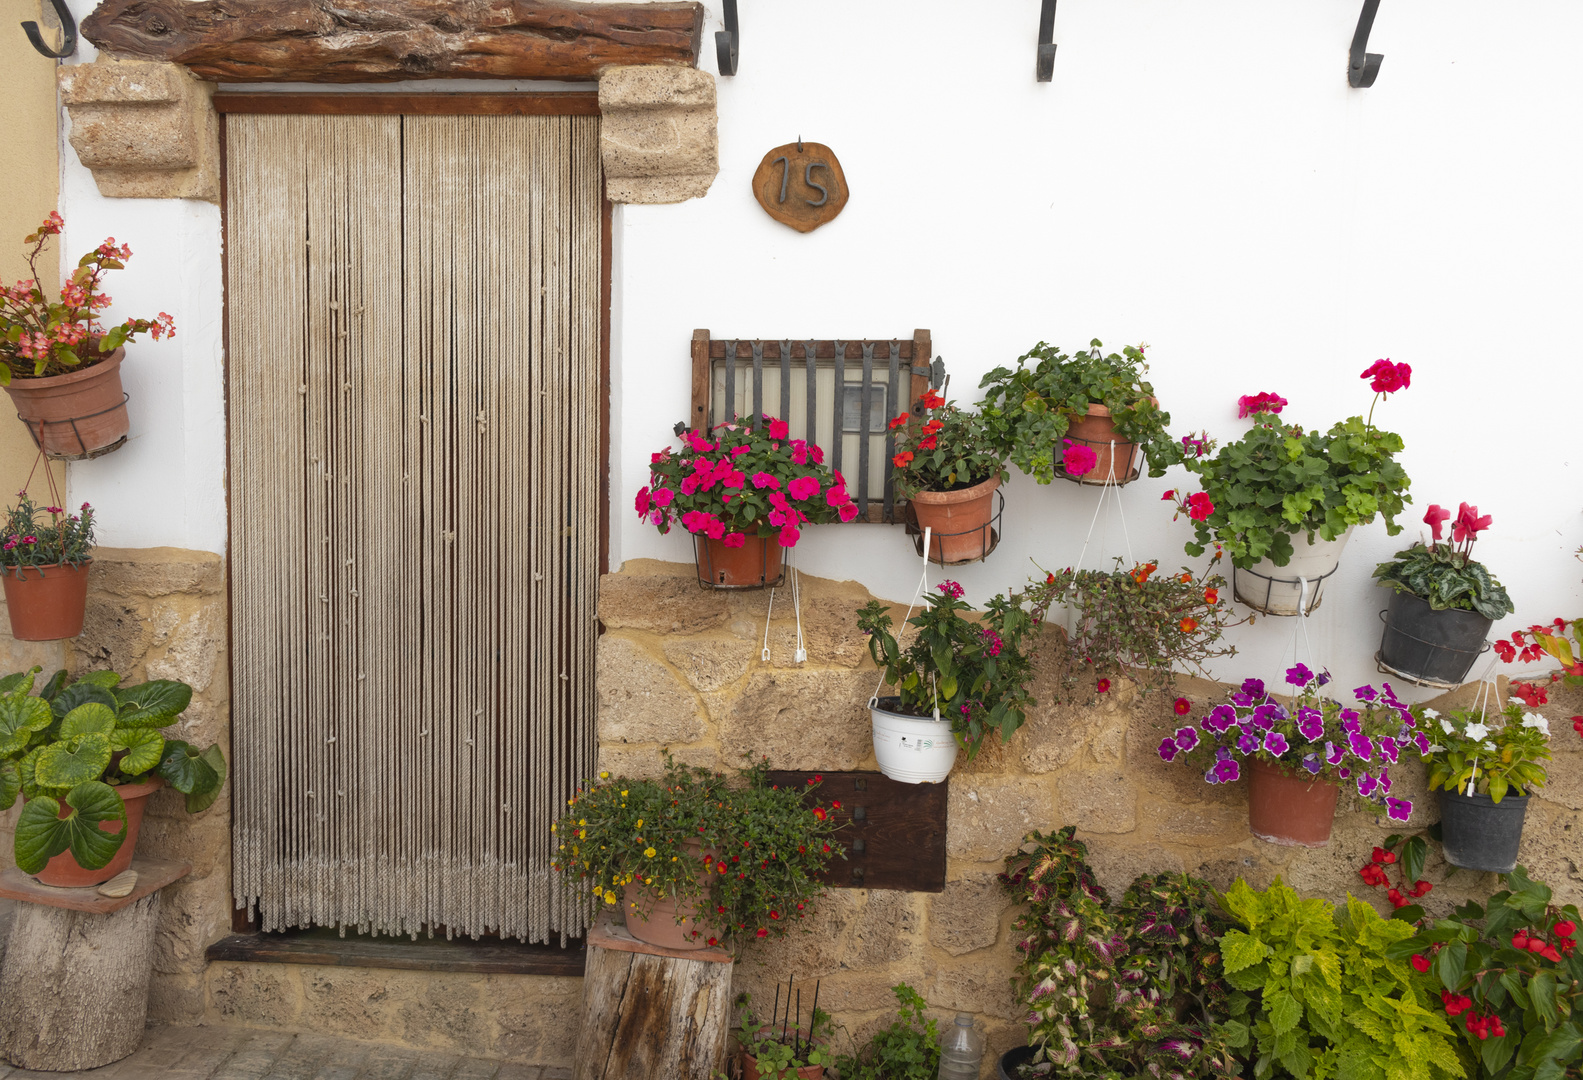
(1236, 392, 1288, 418)
(1062, 440, 1097, 477)
(1361, 359, 1411, 394)
(1185, 492, 1215, 522)
(787, 475, 820, 501)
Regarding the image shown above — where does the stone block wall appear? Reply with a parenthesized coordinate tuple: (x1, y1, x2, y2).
(599, 559, 1583, 1065)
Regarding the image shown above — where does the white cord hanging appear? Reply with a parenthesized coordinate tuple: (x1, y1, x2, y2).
(761, 574, 776, 662)
(871, 526, 935, 718)
(791, 553, 807, 663)
(1070, 441, 1136, 577)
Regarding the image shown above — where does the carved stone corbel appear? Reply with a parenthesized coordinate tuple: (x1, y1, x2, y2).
(598, 65, 718, 205)
(58, 58, 219, 203)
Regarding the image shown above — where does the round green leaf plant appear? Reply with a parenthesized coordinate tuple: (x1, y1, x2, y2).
(977, 339, 1179, 483)
(1174, 361, 1413, 570)
(1374, 502, 1514, 621)
(0, 666, 226, 875)
(832, 983, 940, 1080)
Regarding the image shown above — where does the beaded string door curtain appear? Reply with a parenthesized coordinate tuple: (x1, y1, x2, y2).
(226, 113, 601, 942)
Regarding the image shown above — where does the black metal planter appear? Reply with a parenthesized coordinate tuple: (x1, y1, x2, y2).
(1440, 789, 1529, 873)
(998, 1046, 1036, 1080)
(1376, 591, 1491, 688)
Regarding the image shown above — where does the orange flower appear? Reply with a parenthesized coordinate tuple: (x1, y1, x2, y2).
(1179, 617, 1198, 633)
(922, 419, 943, 435)
(1178, 572, 1193, 584)
(1129, 561, 1158, 584)
(888, 413, 910, 430)
(811, 806, 827, 820)
(920, 390, 945, 409)
(1204, 587, 1219, 604)
(918, 435, 938, 450)
(892, 451, 914, 467)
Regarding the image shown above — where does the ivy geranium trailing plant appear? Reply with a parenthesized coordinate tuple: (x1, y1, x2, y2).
(636, 417, 856, 549)
(0, 212, 175, 383)
(552, 756, 842, 951)
(1218, 877, 1466, 1080)
(1160, 666, 1427, 821)
(0, 666, 224, 874)
(857, 580, 1036, 757)
(998, 826, 1240, 1080)
(1171, 360, 1413, 570)
(976, 339, 1179, 483)
(1374, 502, 1515, 621)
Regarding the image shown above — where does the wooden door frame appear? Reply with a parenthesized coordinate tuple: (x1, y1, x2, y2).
(219, 92, 612, 934)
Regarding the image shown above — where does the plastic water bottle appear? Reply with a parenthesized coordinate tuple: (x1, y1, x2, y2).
(938, 1013, 985, 1079)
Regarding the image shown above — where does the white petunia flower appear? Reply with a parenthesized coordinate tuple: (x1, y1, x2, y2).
(1422, 708, 1441, 719)
(1464, 721, 1490, 740)
(1425, 743, 1446, 754)
(1482, 741, 1497, 753)
(1521, 713, 1550, 734)
(1441, 719, 1456, 734)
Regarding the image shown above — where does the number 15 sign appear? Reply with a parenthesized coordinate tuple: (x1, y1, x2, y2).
(751, 141, 849, 233)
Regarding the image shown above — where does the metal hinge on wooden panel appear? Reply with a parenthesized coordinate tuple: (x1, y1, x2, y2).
(765, 770, 947, 892)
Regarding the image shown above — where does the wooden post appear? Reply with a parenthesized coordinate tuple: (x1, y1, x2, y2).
(574, 916, 734, 1080)
(0, 857, 191, 1071)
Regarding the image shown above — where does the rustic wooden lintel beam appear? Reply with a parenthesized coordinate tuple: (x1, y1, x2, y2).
(81, 0, 703, 83)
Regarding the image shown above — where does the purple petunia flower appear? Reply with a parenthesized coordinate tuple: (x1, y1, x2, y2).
(1286, 663, 1313, 686)
(1385, 797, 1412, 821)
(1356, 772, 1377, 797)
(1215, 746, 1233, 762)
(1263, 732, 1289, 756)
(1325, 740, 1345, 766)
(1413, 732, 1431, 755)
(1251, 704, 1278, 731)
(1158, 737, 1180, 762)
(1316, 670, 1333, 686)
(1301, 754, 1321, 774)
(1211, 758, 1240, 784)
(1240, 678, 1266, 698)
(1204, 704, 1238, 733)
(1339, 708, 1361, 734)
(1231, 692, 1253, 709)
(1377, 736, 1399, 764)
(1349, 732, 1375, 761)
(1174, 726, 1200, 752)
(1236, 731, 1259, 756)
(1398, 707, 1415, 728)
(1353, 684, 1379, 703)
(1338, 767, 1352, 780)
(1297, 708, 1325, 741)
(1377, 768, 1392, 795)
(1380, 682, 1402, 708)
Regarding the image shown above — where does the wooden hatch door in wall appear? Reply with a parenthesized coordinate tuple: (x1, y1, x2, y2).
(225, 113, 601, 942)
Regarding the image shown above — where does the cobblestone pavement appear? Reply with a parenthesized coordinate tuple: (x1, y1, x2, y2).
(0, 1025, 573, 1080)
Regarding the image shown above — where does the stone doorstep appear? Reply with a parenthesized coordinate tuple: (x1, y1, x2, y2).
(0, 1024, 573, 1079)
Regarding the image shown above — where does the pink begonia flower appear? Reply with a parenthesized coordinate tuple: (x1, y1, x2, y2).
(826, 486, 850, 507)
(635, 487, 651, 515)
(787, 475, 820, 501)
(1236, 392, 1288, 418)
(838, 502, 858, 522)
(768, 418, 790, 440)
(1361, 359, 1411, 394)
(1423, 504, 1449, 540)
(1452, 502, 1491, 543)
(722, 532, 746, 548)
(778, 524, 801, 547)
(1062, 440, 1097, 477)
(705, 517, 726, 540)
(751, 472, 780, 490)
(1186, 492, 1215, 522)
(722, 470, 746, 490)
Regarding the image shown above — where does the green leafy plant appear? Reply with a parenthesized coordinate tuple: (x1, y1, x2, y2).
(0, 494, 94, 569)
(1389, 866, 1581, 1080)
(977, 339, 1179, 483)
(998, 826, 1239, 1080)
(857, 580, 1037, 758)
(552, 756, 842, 950)
(1177, 366, 1412, 569)
(888, 388, 1007, 498)
(1, 212, 175, 383)
(1415, 703, 1553, 804)
(733, 991, 833, 1079)
(1018, 556, 1237, 695)
(832, 983, 941, 1080)
(0, 666, 224, 873)
(1218, 877, 1465, 1080)
(1374, 502, 1514, 620)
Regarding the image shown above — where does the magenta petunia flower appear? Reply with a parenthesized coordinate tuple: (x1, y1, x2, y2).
(1174, 726, 1200, 752)
(1211, 759, 1240, 783)
(1385, 797, 1412, 821)
(1286, 663, 1313, 686)
(1157, 737, 1180, 763)
(1263, 732, 1288, 756)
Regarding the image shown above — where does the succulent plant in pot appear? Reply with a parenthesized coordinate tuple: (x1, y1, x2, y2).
(1374, 501, 1513, 688)
(977, 339, 1177, 486)
(0, 666, 225, 887)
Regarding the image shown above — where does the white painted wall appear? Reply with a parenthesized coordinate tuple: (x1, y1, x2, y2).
(57, 0, 1583, 696)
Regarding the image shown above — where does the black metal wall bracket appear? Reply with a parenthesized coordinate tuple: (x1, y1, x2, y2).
(1349, 0, 1383, 88)
(1036, 0, 1057, 81)
(21, 0, 75, 58)
(716, 0, 739, 76)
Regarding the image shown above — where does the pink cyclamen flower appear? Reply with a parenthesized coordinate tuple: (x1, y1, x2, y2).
(778, 524, 801, 548)
(1452, 502, 1491, 544)
(1361, 359, 1411, 394)
(837, 502, 858, 522)
(768, 418, 790, 440)
(751, 472, 780, 491)
(722, 532, 746, 548)
(1185, 492, 1215, 522)
(1423, 504, 1449, 540)
(1236, 392, 1288, 418)
(1062, 440, 1098, 477)
(787, 475, 820, 501)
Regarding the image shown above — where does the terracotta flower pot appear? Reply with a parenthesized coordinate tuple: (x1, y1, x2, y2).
(32, 776, 163, 888)
(621, 842, 722, 950)
(741, 1051, 824, 1080)
(3, 348, 130, 460)
(1246, 758, 1339, 847)
(1, 559, 91, 640)
(696, 532, 784, 589)
(909, 474, 1000, 564)
(1062, 402, 1144, 485)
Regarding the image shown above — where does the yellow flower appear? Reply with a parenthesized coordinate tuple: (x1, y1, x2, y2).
(578, 829, 586, 840)
(644, 847, 657, 858)
(645, 877, 652, 885)
(603, 890, 617, 905)
(550, 824, 557, 833)
(599, 771, 610, 779)
(578, 819, 586, 826)
(671, 856, 678, 862)
(592, 882, 602, 894)
(620, 790, 628, 797)
(635, 819, 644, 828)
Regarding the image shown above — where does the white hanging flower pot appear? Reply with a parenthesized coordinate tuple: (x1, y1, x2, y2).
(1233, 527, 1354, 616)
(870, 697, 958, 784)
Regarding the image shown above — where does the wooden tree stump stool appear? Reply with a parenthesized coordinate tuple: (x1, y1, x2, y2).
(574, 915, 734, 1080)
(0, 857, 190, 1071)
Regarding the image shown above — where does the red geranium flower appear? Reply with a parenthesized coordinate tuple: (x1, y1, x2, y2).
(1361, 358, 1411, 394)
(1185, 492, 1215, 521)
(1236, 391, 1287, 418)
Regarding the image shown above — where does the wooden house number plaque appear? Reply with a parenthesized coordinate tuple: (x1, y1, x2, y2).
(751, 141, 849, 233)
